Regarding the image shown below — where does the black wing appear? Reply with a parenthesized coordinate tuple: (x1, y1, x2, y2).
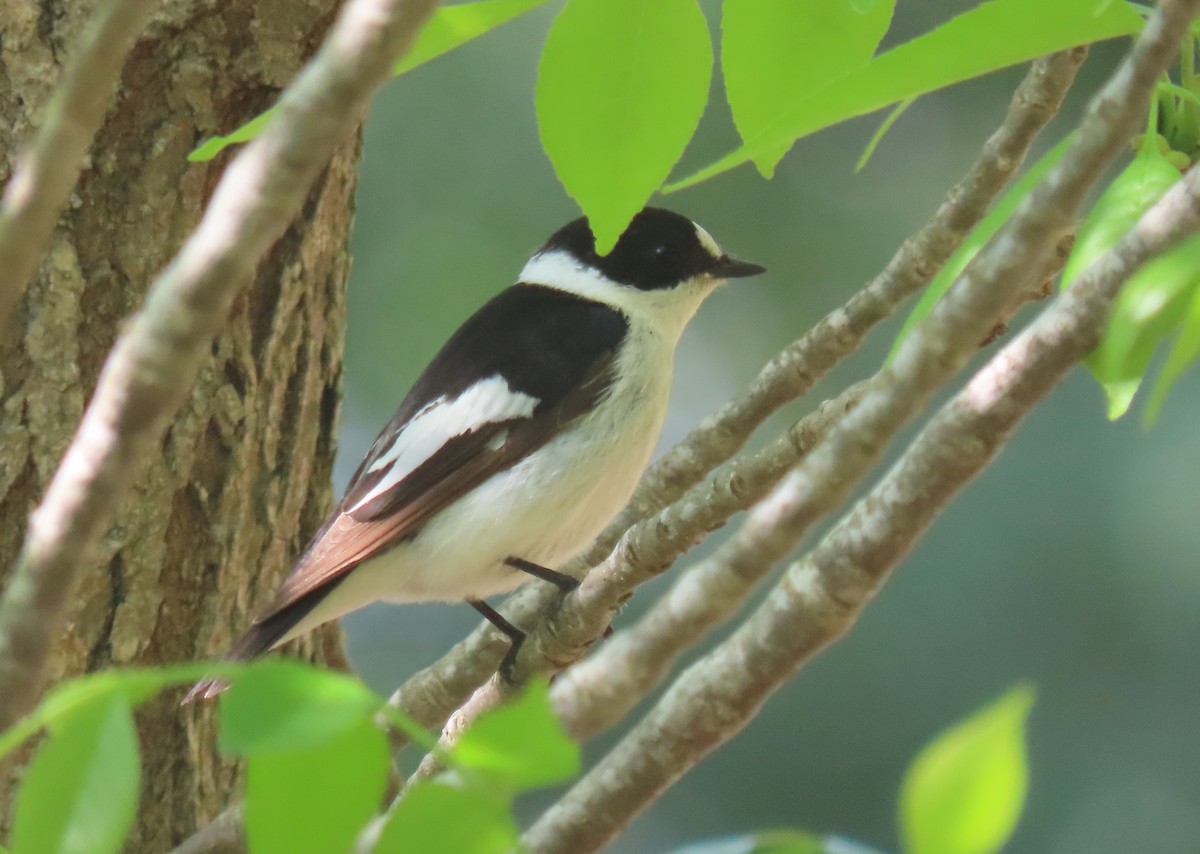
(247, 284, 627, 642)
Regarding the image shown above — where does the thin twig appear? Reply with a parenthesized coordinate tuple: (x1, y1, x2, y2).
(383, 49, 1087, 747)
(522, 6, 1200, 850)
(0, 0, 158, 331)
(171, 804, 245, 854)
(0, 0, 443, 734)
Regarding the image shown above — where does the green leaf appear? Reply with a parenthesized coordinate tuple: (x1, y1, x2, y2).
(11, 694, 140, 854)
(537, 0, 712, 252)
(723, 0, 894, 175)
(1062, 144, 1198, 419)
(394, 0, 550, 75)
(188, 0, 551, 162)
(244, 716, 391, 854)
(453, 680, 580, 789)
(668, 829, 838, 854)
(188, 108, 277, 163)
(887, 134, 1073, 364)
(745, 830, 827, 854)
(856, 96, 915, 172)
(374, 782, 518, 854)
(668, 0, 1142, 191)
(899, 684, 1035, 854)
(0, 662, 225, 763)
(1144, 282, 1200, 424)
(219, 660, 382, 755)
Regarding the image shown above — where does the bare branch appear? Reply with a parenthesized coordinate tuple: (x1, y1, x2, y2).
(170, 804, 244, 854)
(0, 0, 157, 331)
(384, 49, 1086, 745)
(0, 0, 443, 732)
(522, 6, 1200, 850)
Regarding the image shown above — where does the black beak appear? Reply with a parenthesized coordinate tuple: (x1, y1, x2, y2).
(710, 255, 766, 279)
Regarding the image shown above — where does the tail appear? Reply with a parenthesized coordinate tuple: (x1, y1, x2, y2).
(181, 585, 339, 704)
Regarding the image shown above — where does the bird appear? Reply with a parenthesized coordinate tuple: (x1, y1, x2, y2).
(184, 207, 764, 702)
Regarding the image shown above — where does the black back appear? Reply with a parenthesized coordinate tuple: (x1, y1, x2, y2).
(342, 283, 629, 503)
(540, 207, 721, 291)
(394, 283, 626, 421)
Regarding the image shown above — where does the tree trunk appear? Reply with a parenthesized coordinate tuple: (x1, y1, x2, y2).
(0, 0, 353, 849)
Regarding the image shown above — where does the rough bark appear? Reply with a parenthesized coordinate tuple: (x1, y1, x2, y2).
(0, 0, 352, 849)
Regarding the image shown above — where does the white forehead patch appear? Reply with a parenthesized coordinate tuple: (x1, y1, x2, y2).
(350, 376, 538, 513)
(693, 221, 723, 259)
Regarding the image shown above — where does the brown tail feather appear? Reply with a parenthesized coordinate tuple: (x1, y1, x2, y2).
(181, 581, 342, 704)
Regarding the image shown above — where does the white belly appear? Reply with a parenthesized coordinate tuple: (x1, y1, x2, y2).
(282, 328, 674, 643)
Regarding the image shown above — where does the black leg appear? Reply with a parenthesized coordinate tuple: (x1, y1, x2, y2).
(469, 598, 525, 680)
(504, 556, 580, 592)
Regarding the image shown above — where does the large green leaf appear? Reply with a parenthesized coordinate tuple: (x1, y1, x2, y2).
(10, 695, 140, 854)
(537, 0, 712, 252)
(723, 0, 895, 176)
(668, 0, 1141, 191)
(453, 680, 580, 789)
(899, 685, 1035, 854)
(244, 717, 391, 854)
(374, 782, 518, 854)
(888, 134, 1073, 363)
(219, 660, 382, 755)
(188, 0, 551, 162)
(1062, 143, 1198, 419)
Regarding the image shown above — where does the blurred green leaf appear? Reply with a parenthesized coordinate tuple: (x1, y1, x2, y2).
(899, 684, 1035, 854)
(374, 782, 518, 854)
(244, 716, 391, 854)
(0, 663, 222, 762)
(188, 0, 550, 162)
(723, 0, 894, 175)
(669, 0, 1141, 191)
(747, 831, 827, 854)
(454, 680, 580, 789)
(537, 0, 712, 252)
(1144, 281, 1200, 424)
(669, 829, 830, 854)
(10, 694, 140, 854)
(1062, 143, 1198, 419)
(219, 660, 382, 755)
(888, 134, 1072, 364)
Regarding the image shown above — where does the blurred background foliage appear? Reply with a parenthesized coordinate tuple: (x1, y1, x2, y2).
(338, 1, 1200, 850)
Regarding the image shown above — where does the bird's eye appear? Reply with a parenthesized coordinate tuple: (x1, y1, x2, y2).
(653, 244, 668, 258)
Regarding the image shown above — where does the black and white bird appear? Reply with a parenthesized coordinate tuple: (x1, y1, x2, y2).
(185, 207, 764, 701)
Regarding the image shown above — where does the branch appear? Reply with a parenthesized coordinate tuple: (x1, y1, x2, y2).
(0, 0, 157, 331)
(383, 48, 1085, 746)
(0, 0, 443, 733)
(171, 804, 245, 854)
(522, 7, 1200, 851)
(549, 236, 1069, 741)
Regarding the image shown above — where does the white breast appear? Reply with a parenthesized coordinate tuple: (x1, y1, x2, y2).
(282, 320, 678, 643)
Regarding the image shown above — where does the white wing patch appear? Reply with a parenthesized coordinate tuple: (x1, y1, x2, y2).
(349, 376, 539, 514)
(693, 221, 722, 259)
